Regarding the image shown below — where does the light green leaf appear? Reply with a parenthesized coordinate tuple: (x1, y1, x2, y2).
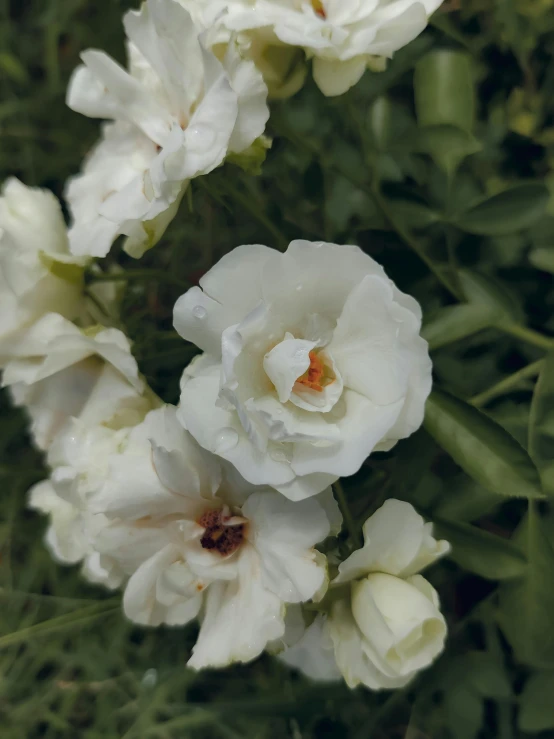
(529, 247, 554, 273)
(498, 503, 554, 667)
(529, 353, 554, 496)
(424, 389, 543, 499)
(433, 517, 526, 580)
(413, 125, 481, 177)
(414, 50, 475, 132)
(390, 199, 440, 230)
(455, 183, 549, 235)
(422, 303, 502, 350)
(519, 671, 554, 732)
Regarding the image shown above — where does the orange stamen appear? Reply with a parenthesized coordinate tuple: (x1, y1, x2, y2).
(311, 0, 326, 18)
(296, 351, 326, 392)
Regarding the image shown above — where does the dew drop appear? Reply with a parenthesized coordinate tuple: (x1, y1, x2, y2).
(270, 447, 288, 463)
(296, 284, 303, 291)
(192, 305, 207, 319)
(215, 427, 239, 453)
(189, 125, 217, 152)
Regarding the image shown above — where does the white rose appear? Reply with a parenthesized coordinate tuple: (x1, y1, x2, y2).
(326, 499, 449, 690)
(65, 0, 269, 260)
(181, 0, 443, 96)
(89, 405, 334, 669)
(328, 573, 446, 689)
(0, 313, 148, 449)
(174, 241, 432, 500)
(0, 179, 87, 342)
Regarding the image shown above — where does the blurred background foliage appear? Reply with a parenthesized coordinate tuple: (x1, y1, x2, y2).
(2, 0, 554, 737)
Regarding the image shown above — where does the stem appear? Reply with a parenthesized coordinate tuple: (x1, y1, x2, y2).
(470, 360, 543, 407)
(333, 480, 362, 550)
(211, 179, 289, 252)
(498, 322, 554, 351)
(371, 180, 461, 299)
(0, 599, 120, 649)
(86, 270, 190, 290)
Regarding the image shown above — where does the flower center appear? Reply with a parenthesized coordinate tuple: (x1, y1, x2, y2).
(197, 508, 246, 556)
(295, 350, 335, 393)
(311, 0, 326, 18)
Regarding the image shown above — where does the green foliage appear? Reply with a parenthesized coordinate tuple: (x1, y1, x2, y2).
(2, 0, 554, 737)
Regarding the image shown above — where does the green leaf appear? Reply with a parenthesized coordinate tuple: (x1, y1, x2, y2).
(458, 269, 524, 323)
(227, 135, 272, 176)
(422, 303, 502, 350)
(412, 125, 481, 177)
(463, 652, 511, 700)
(529, 353, 554, 496)
(519, 671, 554, 732)
(414, 50, 475, 132)
(424, 389, 543, 499)
(367, 97, 393, 151)
(455, 183, 549, 235)
(498, 503, 554, 667)
(390, 198, 440, 230)
(433, 517, 526, 580)
(443, 685, 483, 739)
(529, 247, 554, 273)
(433, 478, 501, 523)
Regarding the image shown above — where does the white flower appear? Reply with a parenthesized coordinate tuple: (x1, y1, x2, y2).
(181, 0, 444, 96)
(327, 500, 449, 690)
(90, 405, 334, 669)
(0, 313, 147, 449)
(0, 178, 88, 342)
(174, 241, 432, 500)
(66, 0, 269, 259)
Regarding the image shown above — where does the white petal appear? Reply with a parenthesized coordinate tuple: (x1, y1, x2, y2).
(279, 614, 342, 682)
(334, 499, 450, 584)
(173, 244, 277, 357)
(312, 55, 367, 96)
(188, 548, 284, 669)
(263, 336, 314, 403)
(243, 491, 330, 602)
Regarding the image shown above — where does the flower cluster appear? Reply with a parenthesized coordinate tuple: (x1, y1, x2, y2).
(1, 0, 448, 689)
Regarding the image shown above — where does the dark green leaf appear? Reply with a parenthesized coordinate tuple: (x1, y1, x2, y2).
(443, 685, 483, 739)
(458, 269, 524, 323)
(519, 671, 554, 732)
(424, 389, 543, 499)
(455, 183, 549, 235)
(498, 503, 554, 667)
(529, 353, 554, 496)
(529, 247, 554, 273)
(414, 50, 475, 132)
(422, 303, 502, 350)
(433, 517, 526, 580)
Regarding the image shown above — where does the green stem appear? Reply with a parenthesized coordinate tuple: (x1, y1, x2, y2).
(333, 480, 362, 550)
(498, 322, 554, 351)
(371, 180, 461, 299)
(209, 179, 289, 252)
(86, 270, 190, 290)
(470, 359, 544, 407)
(0, 599, 120, 649)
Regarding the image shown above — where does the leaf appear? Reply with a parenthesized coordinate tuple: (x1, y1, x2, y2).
(412, 125, 481, 177)
(433, 517, 526, 580)
(458, 269, 524, 323)
(455, 183, 549, 235)
(519, 671, 554, 732)
(529, 247, 554, 273)
(529, 353, 554, 496)
(390, 198, 440, 229)
(422, 303, 502, 350)
(443, 685, 483, 739)
(414, 50, 475, 132)
(433, 478, 501, 523)
(498, 503, 554, 667)
(424, 389, 543, 499)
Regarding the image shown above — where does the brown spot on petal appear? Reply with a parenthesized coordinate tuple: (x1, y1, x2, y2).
(311, 0, 326, 18)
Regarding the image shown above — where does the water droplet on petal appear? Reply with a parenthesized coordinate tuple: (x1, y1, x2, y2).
(296, 284, 303, 291)
(189, 126, 217, 152)
(192, 305, 207, 319)
(215, 427, 239, 454)
(270, 448, 288, 463)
